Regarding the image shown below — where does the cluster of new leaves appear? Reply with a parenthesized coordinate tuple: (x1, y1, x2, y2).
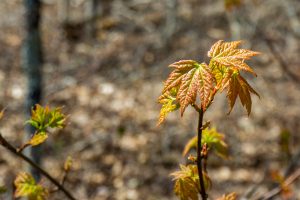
(208, 40, 259, 115)
(183, 127, 228, 159)
(14, 172, 48, 200)
(25, 105, 66, 147)
(170, 165, 211, 200)
(158, 40, 259, 125)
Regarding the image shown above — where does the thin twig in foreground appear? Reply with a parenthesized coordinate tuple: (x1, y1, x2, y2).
(0, 133, 76, 200)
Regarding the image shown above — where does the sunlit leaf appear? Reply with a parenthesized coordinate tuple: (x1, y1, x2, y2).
(208, 40, 259, 76)
(226, 72, 259, 115)
(14, 172, 48, 200)
(157, 88, 180, 126)
(28, 132, 48, 146)
(158, 60, 214, 120)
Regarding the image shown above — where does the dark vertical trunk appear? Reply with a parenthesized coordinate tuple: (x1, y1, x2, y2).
(85, 0, 99, 39)
(22, 0, 43, 181)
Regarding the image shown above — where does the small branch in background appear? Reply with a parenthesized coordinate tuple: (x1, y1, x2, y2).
(0, 133, 76, 200)
(263, 36, 300, 83)
(260, 168, 300, 200)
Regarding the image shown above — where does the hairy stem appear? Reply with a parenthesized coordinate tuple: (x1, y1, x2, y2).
(197, 110, 207, 200)
(0, 133, 76, 200)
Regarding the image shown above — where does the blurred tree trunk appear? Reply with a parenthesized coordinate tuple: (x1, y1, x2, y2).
(58, 0, 70, 24)
(162, 0, 177, 47)
(22, 0, 43, 181)
(85, 0, 100, 39)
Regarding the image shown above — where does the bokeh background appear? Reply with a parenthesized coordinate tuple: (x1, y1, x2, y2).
(0, 0, 300, 199)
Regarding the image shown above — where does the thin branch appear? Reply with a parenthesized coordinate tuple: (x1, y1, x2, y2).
(197, 109, 207, 200)
(263, 36, 300, 83)
(260, 168, 300, 200)
(0, 133, 76, 200)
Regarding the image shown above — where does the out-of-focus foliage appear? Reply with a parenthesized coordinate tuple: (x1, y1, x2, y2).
(216, 192, 237, 200)
(25, 105, 66, 146)
(224, 0, 241, 10)
(14, 172, 48, 200)
(0, 186, 7, 194)
(64, 156, 73, 172)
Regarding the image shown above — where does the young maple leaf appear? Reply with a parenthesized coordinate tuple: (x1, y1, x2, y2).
(226, 71, 259, 115)
(157, 88, 180, 125)
(208, 40, 259, 76)
(159, 60, 213, 119)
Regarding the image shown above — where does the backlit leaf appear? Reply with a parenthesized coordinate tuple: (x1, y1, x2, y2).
(157, 88, 179, 126)
(208, 40, 259, 76)
(226, 72, 259, 115)
(14, 172, 48, 200)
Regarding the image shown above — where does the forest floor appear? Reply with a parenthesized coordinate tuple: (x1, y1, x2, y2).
(0, 0, 300, 199)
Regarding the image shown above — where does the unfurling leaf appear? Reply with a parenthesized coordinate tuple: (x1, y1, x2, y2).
(27, 104, 66, 133)
(170, 165, 211, 200)
(14, 172, 48, 200)
(64, 156, 73, 172)
(216, 192, 237, 200)
(28, 132, 48, 146)
(182, 128, 229, 159)
(208, 40, 259, 76)
(157, 88, 179, 126)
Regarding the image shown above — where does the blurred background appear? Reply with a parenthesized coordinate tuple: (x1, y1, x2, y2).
(0, 0, 300, 199)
